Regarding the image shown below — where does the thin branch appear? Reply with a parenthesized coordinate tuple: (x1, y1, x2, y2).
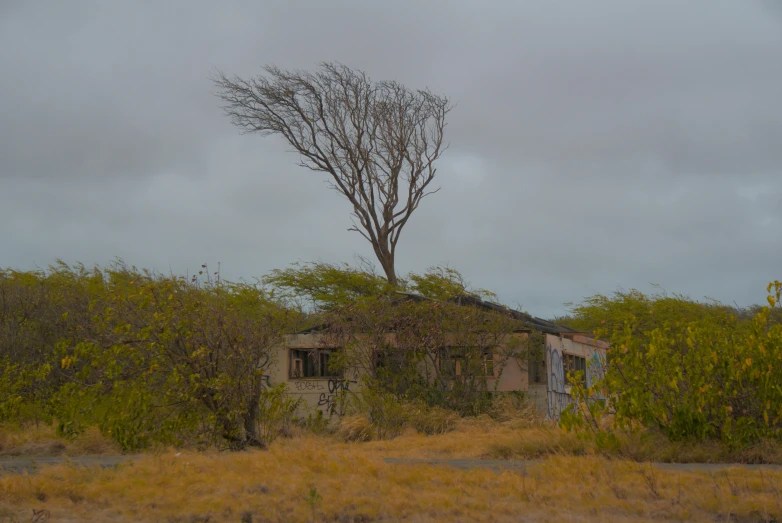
(214, 63, 452, 285)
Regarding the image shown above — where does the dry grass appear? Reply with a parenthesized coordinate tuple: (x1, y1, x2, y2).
(487, 425, 782, 465)
(2, 421, 782, 522)
(487, 394, 547, 429)
(0, 424, 120, 458)
(405, 405, 460, 436)
(618, 431, 782, 465)
(1, 435, 781, 522)
(4, 413, 781, 464)
(336, 415, 374, 443)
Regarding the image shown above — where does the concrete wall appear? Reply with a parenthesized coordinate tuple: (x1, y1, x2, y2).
(264, 333, 360, 416)
(491, 349, 529, 393)
(528, 384, 548, 413)
(266, 331, 534, 416)
(265, 331, 608, 419)
(544, 333, 608, 420)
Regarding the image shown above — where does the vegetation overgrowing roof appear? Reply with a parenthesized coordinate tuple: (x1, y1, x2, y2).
(295, 291, 581, 335)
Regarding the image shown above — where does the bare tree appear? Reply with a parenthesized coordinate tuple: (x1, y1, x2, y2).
(213, 63, 452, 286)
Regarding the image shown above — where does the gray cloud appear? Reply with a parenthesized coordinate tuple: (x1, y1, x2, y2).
(1, 0, 781, 318)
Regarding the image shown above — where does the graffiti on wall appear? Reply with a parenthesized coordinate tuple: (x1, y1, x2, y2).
(255, 353, 272, 391)
(294, 380, 325, 391)
(293, 378, 356, 415)
(344, 366, 360, 381)
(586, 352, 605, 392)
(317, 392, 337, 413)
(545, 338, 605, 420)
(546, 342, 572, 420)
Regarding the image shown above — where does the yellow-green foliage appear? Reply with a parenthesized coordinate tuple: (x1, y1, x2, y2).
(562, 281, 782, 445)
(263, 260, 395, 310)
(0, 262, 295, 451)
(323, 296, 528, 416)
(347, 386, 408, 440)
(264, 261, 497, 310)
(406, 265, 496, 301)
(1, 260, 515, 451)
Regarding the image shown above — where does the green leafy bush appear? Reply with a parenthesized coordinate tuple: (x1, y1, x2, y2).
(0, 262, 292, 450)
(348, 385, 407, 440)
(561, 281, 782, 446)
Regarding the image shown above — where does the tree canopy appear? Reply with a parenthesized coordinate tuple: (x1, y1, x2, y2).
(214, 63, 452, 286)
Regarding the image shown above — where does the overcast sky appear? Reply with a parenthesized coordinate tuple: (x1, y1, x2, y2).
(1, 1, 781, 318)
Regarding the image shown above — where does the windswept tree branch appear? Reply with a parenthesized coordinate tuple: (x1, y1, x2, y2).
(213, 63, 452, 286)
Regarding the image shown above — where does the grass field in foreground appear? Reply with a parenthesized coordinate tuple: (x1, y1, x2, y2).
(1, 420, 782, 522)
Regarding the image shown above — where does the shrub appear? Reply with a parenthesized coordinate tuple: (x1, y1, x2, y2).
(321, 297, 528, 417)
(255, 384, 303, 447)
(0, 262, 294, 451)
(300, 410, 331, 436)
(562, 281, 782, 446)
(346, 385, 407, 440)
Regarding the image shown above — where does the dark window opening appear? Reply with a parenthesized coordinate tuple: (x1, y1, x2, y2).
(483, 352, 495, 377)
(440, 348, 495, 377)
(290, 348, 339, 379)
(375, 349, 405, 370)
(529, 357, 545, 384)
(563, 353, 586, 384)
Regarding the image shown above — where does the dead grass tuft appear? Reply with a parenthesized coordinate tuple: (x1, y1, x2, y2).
(487, 426, 592, 459)
(71, 426, 122, 455)
(406, 405, 459, 436)
(488, 394, 549, 429)
(732, 439, 782, 465)
(336, 415, 374, 442)
(0, 423, 120, 457)
(483, 424, 782, 466)
(613, 430, 782, 465)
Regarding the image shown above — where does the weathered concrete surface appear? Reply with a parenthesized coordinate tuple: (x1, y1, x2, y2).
(652, 462, 782, 472)
(0, 455, 141, 475)
(383, 458, 782, 473)
(383, 457, 537, 473)
(2, 455, 780, 476)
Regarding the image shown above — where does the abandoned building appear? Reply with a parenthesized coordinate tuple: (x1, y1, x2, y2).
(263, 293, 609, 420)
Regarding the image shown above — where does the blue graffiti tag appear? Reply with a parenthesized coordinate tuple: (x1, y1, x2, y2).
(585, 351, 602, 389)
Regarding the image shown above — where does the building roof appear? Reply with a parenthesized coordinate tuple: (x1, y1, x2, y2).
(392, 292, 580, 335)
(297, 291, 583, 336)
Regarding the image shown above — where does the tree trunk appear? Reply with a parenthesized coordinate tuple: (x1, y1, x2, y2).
(214, 65, 450, 283)
(243, 393, 266, 449)
(381, 259, 397, 287)
(374, 238, 397, 287)
(220, 417, 247, 450)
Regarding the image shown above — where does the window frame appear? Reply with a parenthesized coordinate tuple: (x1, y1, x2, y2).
(439, 347, 496, 378)
(562, 353, 587, 384)
(289, 348, 340, 379)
